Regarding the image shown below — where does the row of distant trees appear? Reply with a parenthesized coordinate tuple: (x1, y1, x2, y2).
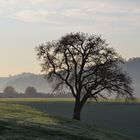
(0, 86, 69, 98)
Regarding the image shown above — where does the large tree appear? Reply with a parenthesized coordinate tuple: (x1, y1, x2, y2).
(36, 32, 133, 120)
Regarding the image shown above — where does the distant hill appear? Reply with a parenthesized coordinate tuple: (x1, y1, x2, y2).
(0, 57, 140, 97)
(0, 73, 52, 93)
(124, 58, 140, 83)
(123, 58, 140, 97)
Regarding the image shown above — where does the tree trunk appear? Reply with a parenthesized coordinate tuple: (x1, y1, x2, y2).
(73, 101, 82, 120)
(73, 94, 89, 120)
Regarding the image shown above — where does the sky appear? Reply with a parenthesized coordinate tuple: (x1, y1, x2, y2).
(0, 0, 140, 77)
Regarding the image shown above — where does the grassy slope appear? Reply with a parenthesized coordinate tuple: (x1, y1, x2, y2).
(0, 103, 136, 140)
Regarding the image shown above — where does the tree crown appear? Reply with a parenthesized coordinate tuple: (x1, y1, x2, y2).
(36, 32, 133, 101)
(25, 86, 37, 95)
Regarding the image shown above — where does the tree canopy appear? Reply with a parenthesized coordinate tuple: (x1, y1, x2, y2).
(36, 32, 133, 120)
(25, 86, 38, 97)
(3, 86, 17, 97)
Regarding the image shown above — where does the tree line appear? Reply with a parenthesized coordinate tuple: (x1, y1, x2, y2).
(0, 86, 72, 98)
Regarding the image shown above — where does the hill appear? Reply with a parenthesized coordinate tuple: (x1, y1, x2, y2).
(0, 57, 140, 96)
(0, 103, 136, 140)
(0, 73, 52, 93)
(123, 58, 140, 97)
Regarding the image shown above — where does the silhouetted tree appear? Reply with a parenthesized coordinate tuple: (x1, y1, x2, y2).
(25, 86, 38, 97)
(3, 86, 17, 97)
(36, 32, 134, 120)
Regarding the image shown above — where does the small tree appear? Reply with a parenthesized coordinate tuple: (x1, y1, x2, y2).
(36, 32, 133, 120)
(3, 86, 17, 97)
(25, 86, 38, 97)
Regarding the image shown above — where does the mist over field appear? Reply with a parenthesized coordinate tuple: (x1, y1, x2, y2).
(0, 57, 140, 97)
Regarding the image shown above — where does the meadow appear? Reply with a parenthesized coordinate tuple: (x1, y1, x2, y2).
(0, 98, 140, 139)
(0, 103, 136, 140)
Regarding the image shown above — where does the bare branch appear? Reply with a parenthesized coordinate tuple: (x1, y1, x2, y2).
(36, 32, 134, 120)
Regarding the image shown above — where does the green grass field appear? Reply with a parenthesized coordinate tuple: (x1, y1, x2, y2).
(0, 98, 140, 139)
(0, 97, 139, 102)
(0, 97, 75, 102)
(0, 103, 136, 140)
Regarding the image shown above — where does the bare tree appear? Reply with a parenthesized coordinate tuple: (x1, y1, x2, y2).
(36, 32, 133, 120)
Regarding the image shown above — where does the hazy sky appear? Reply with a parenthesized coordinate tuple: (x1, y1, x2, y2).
(0, 0, 140, 76)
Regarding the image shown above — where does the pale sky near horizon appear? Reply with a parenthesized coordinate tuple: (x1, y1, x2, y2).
(0, 0, 140, 77)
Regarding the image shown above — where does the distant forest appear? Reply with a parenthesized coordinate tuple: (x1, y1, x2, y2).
(0, 57, 140, 97)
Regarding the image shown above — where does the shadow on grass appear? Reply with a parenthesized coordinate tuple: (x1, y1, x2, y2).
(0, 120, 97, 140)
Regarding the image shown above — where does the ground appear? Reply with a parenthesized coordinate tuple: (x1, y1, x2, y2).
(0, 103, 137, 140)
(0, 98, 139, 138)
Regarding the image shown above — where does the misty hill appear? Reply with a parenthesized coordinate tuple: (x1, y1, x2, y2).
(0, 73, 52, 93)
(124, 58, 140, 83)
(123, 58, 140, 97)
(0, 58, 140, 97)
